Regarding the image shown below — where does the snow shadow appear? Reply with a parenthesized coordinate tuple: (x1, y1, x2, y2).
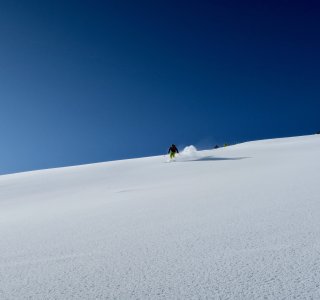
(184, 156, 249, 162)
(177, 145, 249, 162)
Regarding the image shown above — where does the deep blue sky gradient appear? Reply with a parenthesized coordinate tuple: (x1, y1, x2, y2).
(1, 0, 319, 174)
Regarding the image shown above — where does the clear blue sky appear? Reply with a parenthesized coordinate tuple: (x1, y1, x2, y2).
(1, 0, 319, 174)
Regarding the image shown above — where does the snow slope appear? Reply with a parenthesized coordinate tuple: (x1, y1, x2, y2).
(1, 135, 320, 299)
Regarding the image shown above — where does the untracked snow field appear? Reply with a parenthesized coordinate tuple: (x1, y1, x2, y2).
(1, 135, 320, 299)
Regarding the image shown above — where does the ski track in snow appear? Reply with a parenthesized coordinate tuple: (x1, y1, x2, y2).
(1, 135, 320, 299)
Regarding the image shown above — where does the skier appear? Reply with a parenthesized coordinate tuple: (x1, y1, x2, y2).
(168, 144, 179, 160)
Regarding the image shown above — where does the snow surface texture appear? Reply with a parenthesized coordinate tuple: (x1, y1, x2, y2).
(1, 135, 320, 299)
